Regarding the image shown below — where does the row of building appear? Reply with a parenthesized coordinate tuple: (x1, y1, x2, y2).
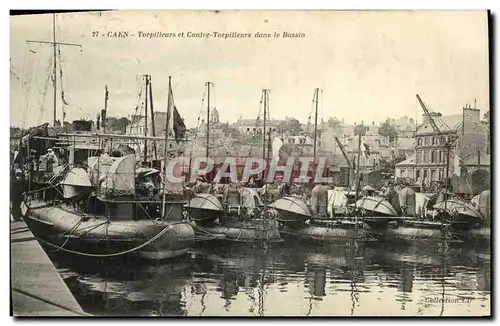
(36, 100, 488, 190)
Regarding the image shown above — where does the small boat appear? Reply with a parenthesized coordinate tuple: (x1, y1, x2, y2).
(185, 193, 224, 224)
(433, 199, 483, 220)
(271, 185, 375, 245)
(279, 219, 371, 245)
(23, 200, 194, 260)
(22, 153, 196, 260)
(187, 185, 283, 244)
(355, 196, 398, 216)
(382, 220, 459, 243)
(268, 196, 311, 223)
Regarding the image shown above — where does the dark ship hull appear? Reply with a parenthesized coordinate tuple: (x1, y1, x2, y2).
(22, 200, 195, 260)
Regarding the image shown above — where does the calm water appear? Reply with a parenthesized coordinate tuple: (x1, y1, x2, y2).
(50, 241, 491, 317)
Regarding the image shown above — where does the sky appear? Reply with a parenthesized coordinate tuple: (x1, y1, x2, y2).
(9, 10, 489, 129)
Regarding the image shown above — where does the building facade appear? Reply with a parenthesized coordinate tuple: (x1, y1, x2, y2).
(235, 118, 280, 135)
(125, 111, 181, 158)
(412, 106, 488, 185)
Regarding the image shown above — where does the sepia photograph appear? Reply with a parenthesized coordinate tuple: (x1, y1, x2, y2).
(9, 9, 491, 317)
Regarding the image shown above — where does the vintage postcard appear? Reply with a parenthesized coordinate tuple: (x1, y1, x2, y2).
(9, 10, 491, 317)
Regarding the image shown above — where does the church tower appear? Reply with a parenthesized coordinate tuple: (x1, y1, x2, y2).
(211, 108, 220, 124)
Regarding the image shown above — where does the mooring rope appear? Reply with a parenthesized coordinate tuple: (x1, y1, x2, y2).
(32, 220, 187, 258)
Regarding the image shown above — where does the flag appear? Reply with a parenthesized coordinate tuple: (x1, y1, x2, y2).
(166, 80, 186, 142)
(361, 142, 371, 158)
(173, 106, 186, 142)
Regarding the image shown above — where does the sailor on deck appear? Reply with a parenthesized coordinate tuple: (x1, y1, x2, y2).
(45, 148, 59, 173)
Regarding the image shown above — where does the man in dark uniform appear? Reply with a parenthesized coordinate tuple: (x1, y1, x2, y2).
(10, 165, 24, 222)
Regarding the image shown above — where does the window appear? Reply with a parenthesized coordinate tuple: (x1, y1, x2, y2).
(416, 151, 421, 164)
(425, 137, 430, 146)
(438, 169, 444, 180)
(247, 128, 250, 132)
(416, 169, 421, 180)
(432, 137, 437, 145)
(423, 150, 429, 163)
(423, 169, 428, 180)
(431, 151, 437, 163)
(417, 138, 423, 146)
(400, 169, 406, 177)
(431, 169, 436, 181)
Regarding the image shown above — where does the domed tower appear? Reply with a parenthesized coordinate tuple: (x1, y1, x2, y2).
(211, 107, 220, 124)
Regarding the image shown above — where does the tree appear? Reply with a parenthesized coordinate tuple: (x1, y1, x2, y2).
(327, 117, 343, 129)
(354, 124, 368, 136)
(220, 123, 241, 138)
(378, 119, 398, 143)
(105, 116, 131, 133)
(277, 118, 302, 135)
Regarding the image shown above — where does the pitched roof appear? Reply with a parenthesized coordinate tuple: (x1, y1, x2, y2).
(416, 114, 463, 135)
(395, 153, 416, 167)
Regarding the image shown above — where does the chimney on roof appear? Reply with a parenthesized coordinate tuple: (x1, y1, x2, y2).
(462, 104, 480, 134)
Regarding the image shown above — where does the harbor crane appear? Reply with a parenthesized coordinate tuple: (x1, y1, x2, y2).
(334, 136, 353, 187)
(415, 94, 458, 189)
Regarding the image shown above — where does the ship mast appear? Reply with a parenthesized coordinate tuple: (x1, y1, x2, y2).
(354, 123, 366, 202)
(26, 13, 82, 128)
(161, 76, 173, 219)
(52, 14, 57, 127)
(262, 89, 267, 160)
(148, 75, 158, 161)
(102, 85, 109, 133)
(313, 88, 319, 162)
(143, 75, 149, 164)
(262, 89, 270, 182)
(206, 82, 212, 158)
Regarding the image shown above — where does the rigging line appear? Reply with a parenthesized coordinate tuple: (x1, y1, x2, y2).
(10, 61, 21, 81)
(247, 91, 265, 157)
(212, 83, 217, 114)
(307, 90, 316, 134)
(57, 45, 68, 121)
(301, 90, 316, 156)
(189, 87, 206, 148)
(188, 88, 206, 172)
(321, 89, 324, 132)
(37, 56, 55, 125)
(22, 44, 40, 129)
(129, 84, 144, 134)
(19, 42, 30, 128)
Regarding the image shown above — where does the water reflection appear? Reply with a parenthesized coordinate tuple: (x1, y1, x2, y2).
(51, 241, 491, 316)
